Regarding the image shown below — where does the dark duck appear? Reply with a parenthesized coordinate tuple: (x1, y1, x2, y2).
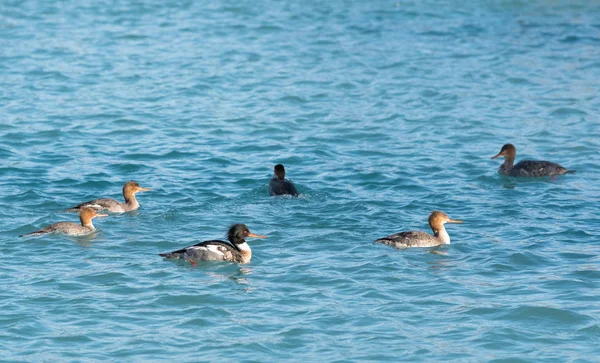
(492, 144, 574, 177)
(269, 164, 299, 197)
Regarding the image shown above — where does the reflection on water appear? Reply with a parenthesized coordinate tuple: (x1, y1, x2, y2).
(428, 247, 456, 270)
(72, 230, 101, 246)
(212, 266, 253, 286)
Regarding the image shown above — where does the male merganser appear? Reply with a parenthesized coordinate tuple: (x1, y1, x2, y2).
(20, 207, 108, 237)
(269, 164, 299, 197)
(492, 143, 575, 177)
(65, 181, 151, 213)
(375, 211, 463, 248)
(159, 224, 266, 264)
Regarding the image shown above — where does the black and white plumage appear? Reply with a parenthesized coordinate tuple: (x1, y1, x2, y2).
(492, 144, 575, 177)
(65, 181, 151, 213)
(375, 211, 463, 248)
(20, 207, 108, 237)
(159, 224, 265, 264)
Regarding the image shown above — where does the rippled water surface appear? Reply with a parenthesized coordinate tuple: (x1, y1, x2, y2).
(1, 0, 600, 361)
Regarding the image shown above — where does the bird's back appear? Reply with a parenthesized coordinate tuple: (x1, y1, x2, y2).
(160, 240, 240, 262)
(375, 231, 442, 248)
(509, 160, 573, 177)
(269, 178, 298, 196)
(65, 198, 125, 212)
(22, 222, 91, 236)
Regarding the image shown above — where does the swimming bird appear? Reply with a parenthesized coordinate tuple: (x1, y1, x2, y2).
(269, 164, 299, 197)
(375, 211, 463, 248)
(20, 207, 108, 237)
(491, 143, 574, 177)
(159, 224, 266, 264)
(65, 181, 151, 213)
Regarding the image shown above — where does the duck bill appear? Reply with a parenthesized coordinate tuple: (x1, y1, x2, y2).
(95, 214, 109, 218)
(491, 152, 503, 159)
(138, 187, 152, 192)
(447, 218, 463, 224)
(247, 233, 266, 239)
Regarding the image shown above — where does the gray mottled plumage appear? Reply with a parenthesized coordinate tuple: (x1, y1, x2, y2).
(65, 181, 150, 213)
(20, 208, 106, 237)
(375, 231, 443, 248)
(375, 211, 463, 249)
(65, 198, 134, 213)
(21, 222, 95, 237)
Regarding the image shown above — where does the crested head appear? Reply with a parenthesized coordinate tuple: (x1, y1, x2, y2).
(227, 224, 266, 245)
(492, 143, 517, 160)
(427, 211, 462, 244)
(123, 181, 151, 200)
(79, 207, 97, 220)
(78, 207, 108, 226)
(428, 211, 463, 230)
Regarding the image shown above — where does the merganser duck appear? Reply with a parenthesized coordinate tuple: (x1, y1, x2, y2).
(492, 143, 575, 177)
(20, 207, 108, 237)
(159, 224, 266, 264)
(375, 211, 463, 248)
(269, 164, 299, 197)
(65, 181, 151, 213)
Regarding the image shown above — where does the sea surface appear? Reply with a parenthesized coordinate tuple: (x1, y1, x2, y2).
(1, 0, 600, 361)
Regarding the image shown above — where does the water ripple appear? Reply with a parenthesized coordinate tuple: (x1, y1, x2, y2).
(1, 0, 600, 361)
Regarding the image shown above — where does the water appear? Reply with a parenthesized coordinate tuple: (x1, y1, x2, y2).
(1, 0, 599, 361)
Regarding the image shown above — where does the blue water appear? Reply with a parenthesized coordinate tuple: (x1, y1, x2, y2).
(1, 0, 600, 361)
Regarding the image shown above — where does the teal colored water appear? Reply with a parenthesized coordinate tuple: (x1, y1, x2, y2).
(1, 1, 599, 361)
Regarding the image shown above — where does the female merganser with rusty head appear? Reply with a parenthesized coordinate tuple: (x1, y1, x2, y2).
(375, 211, 463, 248)
(65, 181, 151, 213)
(159, 224, 266, 264)
(20, 207, 108, 237)
(492, 144, 575, 177)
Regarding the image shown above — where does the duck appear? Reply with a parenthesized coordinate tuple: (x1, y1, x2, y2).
(159, 224, 266, 264)
(269, 164, 299, 197)
(20, 207, 108, 237)
(375, 211, 463, 248)
(65, 181, 151, 213)
(492, 143, 574, 177)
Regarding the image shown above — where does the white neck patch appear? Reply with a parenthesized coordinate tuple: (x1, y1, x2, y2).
(237, 242, 251, 251)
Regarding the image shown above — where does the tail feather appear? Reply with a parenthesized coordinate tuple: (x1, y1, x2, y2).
(159, 252, 181, 258)
(20, 230, 46, 237)
(565, 169, 576, 174)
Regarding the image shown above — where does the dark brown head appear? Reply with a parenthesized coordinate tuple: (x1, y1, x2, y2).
(123, 181, 152, 201)
(274, 164, 286, 181)
(227, 224, 266, 245)
(491, 144, 517, 160)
